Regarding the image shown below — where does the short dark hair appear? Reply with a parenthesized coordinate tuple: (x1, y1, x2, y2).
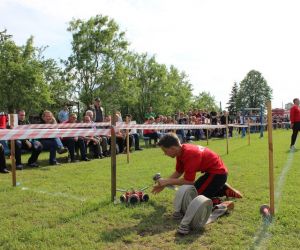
(157, 133, 180, 148)
(293, 98, 299, 104)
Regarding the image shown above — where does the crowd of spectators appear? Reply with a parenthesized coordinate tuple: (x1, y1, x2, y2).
(0, 101, 291, 174)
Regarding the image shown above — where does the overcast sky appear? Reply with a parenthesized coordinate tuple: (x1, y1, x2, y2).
(1, 0, 300, 109)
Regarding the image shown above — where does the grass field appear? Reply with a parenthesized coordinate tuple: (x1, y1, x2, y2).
(1, 129, 300, 250)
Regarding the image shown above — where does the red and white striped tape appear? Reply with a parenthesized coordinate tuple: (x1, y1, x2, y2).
(0, 128, 111, 140)
(228, 124, 249, 128)
(0, 121, 290, 141)
(16, 122, 111, 129)
(114, 124, 227, 130)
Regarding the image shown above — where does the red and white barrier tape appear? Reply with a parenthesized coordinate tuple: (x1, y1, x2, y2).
(114, 124, 226, 130)
(16, 122, 111, 129)
(228, 124, 249, 128)
(0, 122, 291, 141)
(0, 128, 111, 140)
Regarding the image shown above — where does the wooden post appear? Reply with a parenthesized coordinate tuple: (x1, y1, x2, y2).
(206, 129, 209, 145)
(226, 114, 229, 155)
(126, 116, 130, 164)
(111, 112, 117, 202)
(248, 119, 251, 146)
(9, 114, 16, 187)
(267, 101, 275, 216)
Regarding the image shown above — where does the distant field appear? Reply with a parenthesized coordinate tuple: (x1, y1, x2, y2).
(1, 129, 300, 249)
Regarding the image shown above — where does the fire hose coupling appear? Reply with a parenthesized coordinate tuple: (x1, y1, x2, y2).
(260, 204, 272, 223)
(153, 173, 177, 190)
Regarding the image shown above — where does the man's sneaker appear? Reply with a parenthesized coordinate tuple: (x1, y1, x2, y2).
(177, 224, 190, 235)
(224, 183, 243, 198)
(81, 157, 91, 162)
(28, 162, 39, 168)
(0, 168, 10, 174)
(50, 161, 61, 166)
(290, 145, 296, 152)
(16, 164, 24, 170)
(173, 211, 184, 220)
(57, 147, 68, 154)
(215, 200, 235, 211)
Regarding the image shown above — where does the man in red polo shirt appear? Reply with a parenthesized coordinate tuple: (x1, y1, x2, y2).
(152, 133, 242, 199)
(290, 98, 300, 151)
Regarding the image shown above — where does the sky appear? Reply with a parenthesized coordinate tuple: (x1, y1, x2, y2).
(1, 0, 300, 109)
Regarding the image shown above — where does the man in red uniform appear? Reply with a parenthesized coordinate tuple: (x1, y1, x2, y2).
(152, 133, 242, 199)
(290, 98, 300, 151)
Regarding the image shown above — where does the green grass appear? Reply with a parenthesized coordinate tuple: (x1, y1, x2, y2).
(1, 130, 300, 249)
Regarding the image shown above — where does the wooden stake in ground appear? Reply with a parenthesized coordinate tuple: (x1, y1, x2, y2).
(9, 114, 16, 187)
(111, 113, 117, 202)
(248, 119, 251, 146)
(226, 114, 229, 155)
(267, 101, 275, 216)
(206, 129, 209, 146)
(126, 116, 130, 164)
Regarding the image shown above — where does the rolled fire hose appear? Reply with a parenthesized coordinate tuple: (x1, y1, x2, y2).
(173, 185, 198, 214)
(175, 185, 213, 234)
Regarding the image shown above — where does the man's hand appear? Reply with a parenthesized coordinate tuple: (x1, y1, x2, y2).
(151, 184, 165, 194)
(291, 123, 294, 129)
(151, 178, 170, 194)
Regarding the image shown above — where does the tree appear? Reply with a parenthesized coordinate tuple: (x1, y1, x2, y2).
(43, 58, 74, 111)
(0, 35, 52, 113)
(192, 91, 218, 111)
(0, 29, 12, 42)
(65, 15, 129, 109)
(226, 82, 239, 115)
(238, 70, 272, 109)
(0, 32, 72, 115)
(121, 53, 192, 121)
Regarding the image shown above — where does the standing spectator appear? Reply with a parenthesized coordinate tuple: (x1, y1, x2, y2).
(210, 110, 218, 125)
(144, 106, 156, 120)
(290, 98, 300, 151)
(57, 105, 69, 123)
(14, 110, 43, 169)
(220, 111, 227, 138)
(0, 143, 9, 173)
(176, 112, 187, 143)
(91, 97, 104, 122)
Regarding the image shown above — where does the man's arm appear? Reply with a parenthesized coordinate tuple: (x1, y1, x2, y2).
(152, 171, 194, 194)
(169, 171, 182, 179)
(159, 175, 194, 186)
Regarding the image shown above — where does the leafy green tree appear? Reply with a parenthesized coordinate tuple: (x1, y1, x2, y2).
(120, 53, 192, 121)
(226, 82, 239, 115)
(0, 35, 52, 113)
(238, 70, 272, 109)
(192, 91, 218, 111)
(0, 29, 12, 42)
(164, 66, 193, 115)
(65, 15, 129, 109)
(0, 32, 72, 115)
